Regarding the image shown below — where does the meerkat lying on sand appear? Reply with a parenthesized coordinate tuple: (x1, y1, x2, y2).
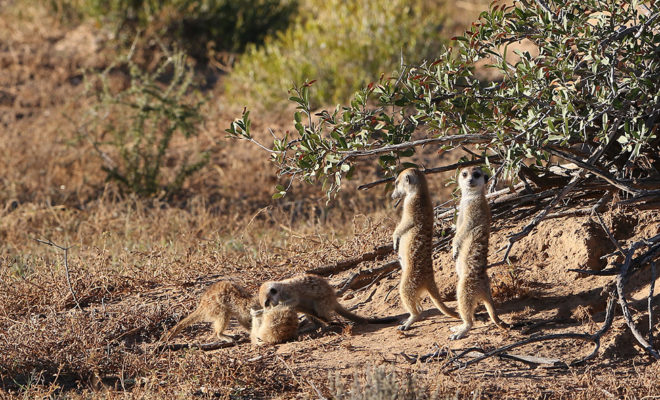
(450, 166, 507, 340)
(161, 281, 258, 342)
(391, 168, 459, 330)
(250, 305, 299, 345)
(258, 274, 396, 325)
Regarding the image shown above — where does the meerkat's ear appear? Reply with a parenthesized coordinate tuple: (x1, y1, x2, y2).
(405, 172, 417, 185)
(484, 173, 489, 182)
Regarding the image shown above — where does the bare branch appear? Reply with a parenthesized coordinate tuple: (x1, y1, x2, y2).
(546, 147, 642, 195)
(34, 238, 81, 310)
(592, 209, 625, 257)
(338, 134, 494, 163)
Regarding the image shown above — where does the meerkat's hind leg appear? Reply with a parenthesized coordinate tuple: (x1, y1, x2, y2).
(210, 313, 236, 342)
(398, 285, 422, 331)
(449, 287, 476, 340)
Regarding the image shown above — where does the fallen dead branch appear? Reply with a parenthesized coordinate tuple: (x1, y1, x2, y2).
(402, 345, 566, 368)
(307, 244, 393, 276)
(336, 260, 399, 296)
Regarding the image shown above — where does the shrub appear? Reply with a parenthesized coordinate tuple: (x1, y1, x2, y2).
(49, 0, 297, 56)
(225, 0, 446, 109)
(84, 48, 208, 198)
(228, 0, 660, 200)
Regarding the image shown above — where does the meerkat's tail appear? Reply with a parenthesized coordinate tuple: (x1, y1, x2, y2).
(335, 305, 398, 324)
(426, 284, 460, 319)
(161, 308, 204, 342)
(482, 293, 508, 329)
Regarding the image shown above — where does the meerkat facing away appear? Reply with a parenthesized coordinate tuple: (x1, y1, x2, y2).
(391, 168, 459, 330)
(161, 281, 258, 342)
(259, 274, 397, 325)
(250, 305, 299, 345)
(450, 166, 506, 340)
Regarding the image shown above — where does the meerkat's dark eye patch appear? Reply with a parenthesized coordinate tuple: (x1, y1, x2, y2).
(462, 172, 468, 177)
(269, 288, 277, 295)
(473, 171, 481, 179)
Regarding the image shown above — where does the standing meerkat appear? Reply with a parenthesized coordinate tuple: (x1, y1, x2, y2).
(250, 305, 299, 345)
(258, 274, 397, 324)
(450, 166, 506, 340)
(391, 168, 459, 330)
(161, 281, 258, 342)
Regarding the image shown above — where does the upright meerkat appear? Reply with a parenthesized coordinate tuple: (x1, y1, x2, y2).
(450, 166, 506, 340)
(161, 281, 258, 342)
(391, 168, 459, 330)
(250, 305, 299, 345)
(258, 274, 396, 324)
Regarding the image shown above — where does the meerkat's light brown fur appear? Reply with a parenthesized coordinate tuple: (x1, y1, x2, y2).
(258, 274, 396, 324)
(391, 168, 459, 330)
(450, 166, 506, 340)
(250, 305, 299, 345)
(161, 281, 258, 342)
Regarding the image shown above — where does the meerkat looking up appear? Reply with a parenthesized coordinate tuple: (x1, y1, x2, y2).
(450, 166, 506, 340)
(391, 168, 459, 330)
(161, 281, 258, 342)
(250, 305, 299, 345)
(258, 274, 396, 325)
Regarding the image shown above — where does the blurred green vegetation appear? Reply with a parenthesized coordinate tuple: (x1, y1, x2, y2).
(49, 0, 298, 56)
(225, 0, 447, 109)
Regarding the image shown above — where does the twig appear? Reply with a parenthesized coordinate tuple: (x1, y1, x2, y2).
(308, 380, 328, 400)
(349, 285, 381, 311)
(649, 262, 656, 348)
(34, 238, 81, 310)
(616, 243, 660, 359)
(592, 209, 625, 257)
(277, 355, 324, 398)
(546, 147, 641, 195)
(338, 134, 494, 163)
